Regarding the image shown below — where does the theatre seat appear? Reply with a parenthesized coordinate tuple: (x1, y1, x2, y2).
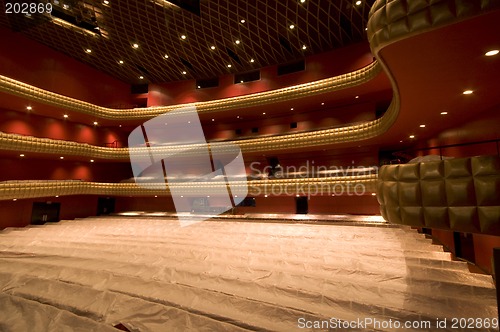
(377, 155, 500, 235)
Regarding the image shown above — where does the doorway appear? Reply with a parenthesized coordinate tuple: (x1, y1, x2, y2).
(97, 197, 115, 215)
(31, 202, 61, 225)
(453, 232, 475, 263)
(295, 196, 308, 214)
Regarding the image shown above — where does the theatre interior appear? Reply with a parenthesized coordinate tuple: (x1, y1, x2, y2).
(1, 0, 500, 330)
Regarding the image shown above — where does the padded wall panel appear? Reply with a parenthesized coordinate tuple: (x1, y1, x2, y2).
(368, 0, 500, 53)
(377, 155, 500, 235)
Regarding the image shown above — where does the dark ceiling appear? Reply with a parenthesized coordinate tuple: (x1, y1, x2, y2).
(0, 0, 375, 84)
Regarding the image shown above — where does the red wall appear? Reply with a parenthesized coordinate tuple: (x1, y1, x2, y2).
(308, 195, 379, 215)
(431, 225, 500, 274)
(115, 196, 176, 212)
(203, 102, 376, 141)
(0, 109, 126, 146)
(419, 106, 500, 158)
(0, 195, 100, 230)
(147, 42, 374, 106)
(0, 157, 131, 182)
(432, 229, 456, 254)
(245, 149, 379, 176)
(235, 195, 379, 215)
(473, 233, 500, 274)
(237, 196, 296, 214)
(0, 27, 132, 108)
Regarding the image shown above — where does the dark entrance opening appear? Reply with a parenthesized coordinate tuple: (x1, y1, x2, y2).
(31, 202, 61, 225)
(97, 197, 115, 215)
(296, 196, 308, 214)
(453, 232, 475, 263)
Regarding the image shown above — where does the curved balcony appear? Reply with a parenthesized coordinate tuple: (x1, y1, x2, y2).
(0, 175, 377, 201)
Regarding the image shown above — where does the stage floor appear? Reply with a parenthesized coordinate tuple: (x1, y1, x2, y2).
(114, 211, 387, 224)
(0, 217, 497, 331)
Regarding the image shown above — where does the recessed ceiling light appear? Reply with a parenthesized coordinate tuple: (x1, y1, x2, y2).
(13, 199, 17, 201)
(132, 43, 139, 49)
(240, 19, 245, 23)
(289, 24, 295, 29)
(400, 140, 403, 143)
(263, 112, 266, 115)
(197, 85, 201, 88)
(227, 64, 232, 68)
(409, 135, 415, 139)
(355, 95, 359, 99)
(63, 114, 68, 118)
(250, 58, 255, 63)
(55, 195, 59, 198)
(85, 49, 92, 53)
(296, 194, 300, 197)
(371, 193, 376, 196)
(90, 159, 94, 162)
(182, 71, 187, 75)
(302, 45, 307, 50)
(93, 121, 98, 125)
(155, 195, 158, 198)
(118, 60, 124, 64)
(264, 194, 268, 197)
(300, 0, 305, 3)
(119, 125, 122, 127)
(26, 106, 32, 110)
(139, 76, 144, 79)
(207, 195, 210, 198)
(103, 0, 109, 4)
(440, 111, 448, 115)
(235, 40, 241, 44)
(60, 156, 64, 159)
(291, 107, 294, 110)
(365, 27, 368, 31)
(210, 45, 216, 50)
(463, 90, 473, 95)
(355, 0, 362, 5)
(237, 115, 240, 118)
(20, 154, 24, 157)
(181, 35, 186, 40)
(419, 124, 426, 128)
(485, 49, 499, 56)
(240, 80, 244, 83)
(321, 102, 325, 105)
(212, 118, 215, 121)
(164, 54, 169, 59)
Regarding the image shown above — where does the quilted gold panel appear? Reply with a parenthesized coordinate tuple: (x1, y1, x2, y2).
(378, 155, 500, 235)
(368, 0, 500, 53)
